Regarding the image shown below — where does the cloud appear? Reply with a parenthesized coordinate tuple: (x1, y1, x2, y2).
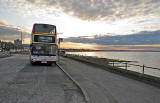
(0, 19, 8, 26)
(64, 30, 160, 45)
(24, 0, 160, 21)
(0, 19, 30, 41)
(61, 42, 160, 51)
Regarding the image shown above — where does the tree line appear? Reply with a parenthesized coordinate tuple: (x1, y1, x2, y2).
(0, 40, 23, 51)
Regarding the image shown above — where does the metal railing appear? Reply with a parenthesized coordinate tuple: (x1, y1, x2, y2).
(65, 54, 160, 78)
(109, 61, 160, 77)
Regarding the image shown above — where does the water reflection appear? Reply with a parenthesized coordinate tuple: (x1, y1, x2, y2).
(67, 52, 160, 77)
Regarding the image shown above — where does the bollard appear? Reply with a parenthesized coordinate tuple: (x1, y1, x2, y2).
(142, 64, 145, 74)
(113, 61, 114, 67)
(125, 62, 127, 70)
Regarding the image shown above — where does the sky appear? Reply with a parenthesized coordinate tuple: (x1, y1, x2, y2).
(0, 0, 160, 50)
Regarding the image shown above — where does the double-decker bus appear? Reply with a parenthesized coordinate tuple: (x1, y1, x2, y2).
(30, 23, 58, 65)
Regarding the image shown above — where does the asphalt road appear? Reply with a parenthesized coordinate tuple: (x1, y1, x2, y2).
(0, 55, 84, 103)
(59, 57, 160, 103)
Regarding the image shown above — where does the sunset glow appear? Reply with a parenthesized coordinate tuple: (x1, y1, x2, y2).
(61, 42, 98, 50)
(61, 42, 160, 51)
(0, 0, 160, 50)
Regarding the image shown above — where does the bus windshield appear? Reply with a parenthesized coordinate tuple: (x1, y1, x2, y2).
(31, 44, 57, 56)
(34, 24, 55, 34)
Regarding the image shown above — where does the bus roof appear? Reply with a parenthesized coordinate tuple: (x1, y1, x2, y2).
(33, 23, 56, 27)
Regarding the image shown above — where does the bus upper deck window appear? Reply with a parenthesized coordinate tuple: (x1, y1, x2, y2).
(50, 30, 55, 34)
(35, 24, 55, 34)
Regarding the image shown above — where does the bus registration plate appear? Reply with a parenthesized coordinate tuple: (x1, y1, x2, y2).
(41, 61, 47, 63)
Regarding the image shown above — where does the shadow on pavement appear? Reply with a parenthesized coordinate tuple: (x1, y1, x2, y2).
(19, 63, 57, 73)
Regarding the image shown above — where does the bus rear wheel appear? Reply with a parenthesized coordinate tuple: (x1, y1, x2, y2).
(30, 61, 34, 65)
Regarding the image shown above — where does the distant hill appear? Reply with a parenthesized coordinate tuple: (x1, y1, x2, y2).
(64, 30, 160, 45)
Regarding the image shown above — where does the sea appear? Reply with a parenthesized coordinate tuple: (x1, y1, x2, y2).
(66, 51, 160, 77)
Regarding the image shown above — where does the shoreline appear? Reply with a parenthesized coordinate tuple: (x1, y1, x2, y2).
(64, 50, 160, 52)
(63, 54, 160, 88)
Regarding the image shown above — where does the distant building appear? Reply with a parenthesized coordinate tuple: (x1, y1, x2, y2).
(14, 39, 22, 45)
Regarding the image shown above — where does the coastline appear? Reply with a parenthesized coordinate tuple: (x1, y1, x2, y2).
(62, 54, 160, 88)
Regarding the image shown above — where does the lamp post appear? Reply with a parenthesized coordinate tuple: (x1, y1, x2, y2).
(17, 26, 24, 52)
(17, 26, 23, 45)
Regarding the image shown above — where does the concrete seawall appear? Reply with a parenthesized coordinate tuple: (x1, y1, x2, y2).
(63, 54, 160, 88)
